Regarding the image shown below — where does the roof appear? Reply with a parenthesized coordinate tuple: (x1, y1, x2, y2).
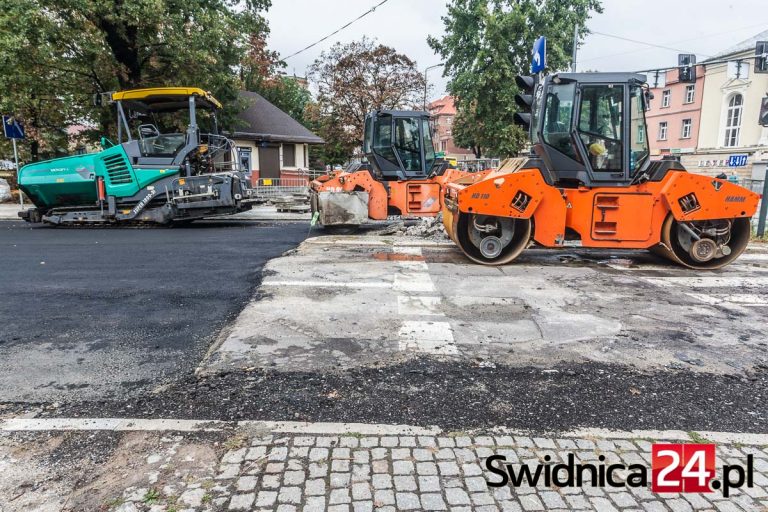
(112, 87, 222, 110)
(428, 96, 457, 116)
(375, 110, 430, 117)
(556, 72, 648, 84)
(710, 28, 768, 60)
(232, 91, 324, 144)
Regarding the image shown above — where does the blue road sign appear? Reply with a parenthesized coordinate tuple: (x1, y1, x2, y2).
(2, 115, 25, 139)
(727, 154, 748, 167)
(531, 36, 547, 73)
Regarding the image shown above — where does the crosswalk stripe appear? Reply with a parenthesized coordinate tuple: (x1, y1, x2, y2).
(397, 295, 444, 316)
(398, 320, 458, 354)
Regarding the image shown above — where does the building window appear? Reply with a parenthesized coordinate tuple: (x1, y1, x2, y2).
(637, 125, 645, 144)
(446, 117, 452, 126)
(658, 121, 668, 140)
(661, 90, 671, 108)
(684, 84, 695, 104)
(723, 94, 743, 148)
(681, 119, 692, 139)
(283, 144, 296, 167)
(441, 141, 447, 152)
(237, 147, 252, 171)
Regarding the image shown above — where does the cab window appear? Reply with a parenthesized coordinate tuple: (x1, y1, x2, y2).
(393, 117, 422, 173)
(578, 85, 624, 172)
(372, 116, 397, 164)
(542, 83, 576, 159)
(629, 85, 650, 173)
(422, 119, 435, 172)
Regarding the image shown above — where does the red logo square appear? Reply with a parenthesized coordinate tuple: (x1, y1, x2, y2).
(652, 443, 716, 493)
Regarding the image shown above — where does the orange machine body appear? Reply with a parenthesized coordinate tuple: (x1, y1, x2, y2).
(443, 166, 760, 250)
(312, 168, 469, 220)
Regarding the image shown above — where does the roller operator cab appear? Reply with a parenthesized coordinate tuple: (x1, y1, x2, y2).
(18, 87, 255, 225)
(443, 72, 761, 269)
(309, 110, 468, 230)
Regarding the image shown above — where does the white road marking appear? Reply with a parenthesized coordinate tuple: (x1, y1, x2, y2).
(262, 280, 392, 289)
(737, 253, 768, 262)
(641, 276, 768, 289)
(686, 292, 768, 307)
(393, 273, 436, 293)
(397, 295, 444, 316)
(393, 245, 423, 256)
(396, 260, 429, 271)
(398, 320, 458, 354)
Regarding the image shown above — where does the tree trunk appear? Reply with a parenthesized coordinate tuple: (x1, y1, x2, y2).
(88, 5, 142, 88)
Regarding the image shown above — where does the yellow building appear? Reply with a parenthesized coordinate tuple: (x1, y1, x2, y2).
(691, 29, 768, 183)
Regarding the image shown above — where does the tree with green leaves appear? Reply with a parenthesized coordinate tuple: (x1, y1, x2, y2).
(0, 0, 271, 162)
(308, 37, 427, 163)
(429, 0, 603, 158)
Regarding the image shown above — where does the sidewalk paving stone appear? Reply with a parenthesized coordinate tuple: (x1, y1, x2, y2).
(3, 428, 765, 511)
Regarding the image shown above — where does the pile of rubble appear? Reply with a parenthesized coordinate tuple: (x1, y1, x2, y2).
(404, 213, 449, 240)
(376, 213, 449, 240)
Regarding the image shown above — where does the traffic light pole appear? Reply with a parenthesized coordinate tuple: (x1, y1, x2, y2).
(758, 168, 768, 238)
(12, 137, 22, 208)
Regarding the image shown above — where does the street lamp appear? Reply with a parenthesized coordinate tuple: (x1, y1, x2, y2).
(423, 63, 445, 110)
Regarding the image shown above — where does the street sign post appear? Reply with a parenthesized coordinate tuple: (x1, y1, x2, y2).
(3, 115, 25, 207)
(531, 36, 546, 74)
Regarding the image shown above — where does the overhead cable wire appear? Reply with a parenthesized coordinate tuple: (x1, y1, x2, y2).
(590, 31, 710, 57)
(281, 0, 391, 61)
(580, 21, 768, 64)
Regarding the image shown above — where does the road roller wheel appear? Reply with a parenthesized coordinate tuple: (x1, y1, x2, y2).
(454, 212, 531, 265)
(657, 215, 751, 269)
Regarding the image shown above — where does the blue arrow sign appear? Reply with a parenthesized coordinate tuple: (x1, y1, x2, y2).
(531, 36, 547, 73)
(2, 115, 25, 139)
(727, 154, 748, 167)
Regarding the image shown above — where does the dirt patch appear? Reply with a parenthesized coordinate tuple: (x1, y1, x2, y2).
(0, 430, 228, 511)
(372, 252, 425, 261)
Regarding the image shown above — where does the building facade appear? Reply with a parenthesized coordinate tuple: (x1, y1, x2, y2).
(692, 30, 768, 182)
(230, 91, 324, 184)
(646, 66, 705, 157)
(427, 96, 474, 161)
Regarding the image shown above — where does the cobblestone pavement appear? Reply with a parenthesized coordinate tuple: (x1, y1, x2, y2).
(6, 424, 763, 512)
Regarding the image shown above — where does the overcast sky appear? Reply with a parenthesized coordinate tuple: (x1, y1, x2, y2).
(266, 0, 767, 99)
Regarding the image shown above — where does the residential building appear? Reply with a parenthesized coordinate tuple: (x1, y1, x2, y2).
(427, 96, 474, 161)
(229, 91, 324, 184)
(645, 65, 705, 157)
(691, 29, 768, 181)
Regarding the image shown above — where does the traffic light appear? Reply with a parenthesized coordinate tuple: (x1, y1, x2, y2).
(514, 75, 536, 130)
(759, 96, 768, 127)
(755, 41, 768, 74)
(678, 54, 697, 83)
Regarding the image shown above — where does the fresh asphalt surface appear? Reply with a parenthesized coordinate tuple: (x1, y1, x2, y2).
(0, 220, 310, 402)
(1, 219, 765, 434)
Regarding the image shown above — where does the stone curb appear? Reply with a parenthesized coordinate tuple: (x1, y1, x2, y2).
(1, 418, 766, 446)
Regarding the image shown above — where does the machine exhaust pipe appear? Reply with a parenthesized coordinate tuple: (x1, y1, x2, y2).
(655, 214, 752, 270)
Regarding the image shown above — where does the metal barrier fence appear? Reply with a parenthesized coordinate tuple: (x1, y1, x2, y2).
(250, 177, 310, 201)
